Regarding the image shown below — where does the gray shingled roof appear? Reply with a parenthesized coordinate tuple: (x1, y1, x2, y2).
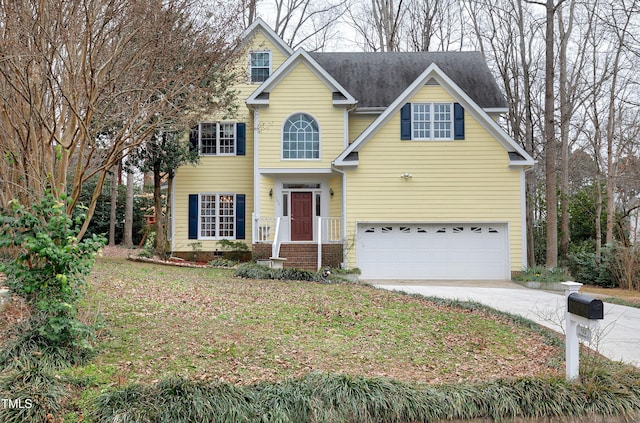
(309, 52, 507, 110)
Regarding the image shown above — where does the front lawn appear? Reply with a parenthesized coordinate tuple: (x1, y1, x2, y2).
(6, 256, 640, 421)
(81, 258, 561, 387)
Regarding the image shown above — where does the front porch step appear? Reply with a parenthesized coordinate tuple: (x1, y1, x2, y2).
(252, 243, 344, 271)
(278, 244, 318, 271)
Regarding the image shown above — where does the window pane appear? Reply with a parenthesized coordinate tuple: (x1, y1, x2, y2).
(412, 104, 430, 139)
(282, 113, 320, 159)
(218, 123, 236, 154)
(251, 52, 270, 66)
(218, 195, 235, 238)
(200, 194, 217, 237)
(200, 123, 217, 155)
(250, 52, 270, 83)
(412, 103, 452, 139)
(283, 193, 288, 216)
(433, 103, 451, 138)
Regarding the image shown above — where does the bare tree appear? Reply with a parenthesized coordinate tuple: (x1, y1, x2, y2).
(241, 0, 260, 27)
(601, 0, 638, 244)
(406, 0, 465, 51)
(347, 0, 406, 51)
(467, 0, 545, 266)
(269, 0, 349, 50)
(0, 0, 243, 238)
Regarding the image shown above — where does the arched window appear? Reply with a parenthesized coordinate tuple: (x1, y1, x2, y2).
(282, 113, 320, 159)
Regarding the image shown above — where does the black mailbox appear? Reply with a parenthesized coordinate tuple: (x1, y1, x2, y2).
(568, 293, 604, 320)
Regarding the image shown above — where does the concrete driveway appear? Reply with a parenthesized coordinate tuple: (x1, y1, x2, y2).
(373, 280, 640, 368)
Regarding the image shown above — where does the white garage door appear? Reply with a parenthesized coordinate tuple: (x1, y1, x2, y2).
(357, 223, 509, 280)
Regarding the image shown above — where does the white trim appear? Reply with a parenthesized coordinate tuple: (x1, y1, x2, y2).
(260, 168, 335, 175)
(170, 178, 176, 252)
(343, 108, 349, 148)
(331, 165, 348, 267)
(253, 109, 260, 217)
(520, 169, 528, 270)
(353, 107, 385, 115)
(334, 63, 534, 167)
(241, 18, 293, 57)
(483, 107, 509, 114)
(246, 50, 357, 106)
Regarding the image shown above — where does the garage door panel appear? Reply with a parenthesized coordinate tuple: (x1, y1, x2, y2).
(357, 223, 508, 280)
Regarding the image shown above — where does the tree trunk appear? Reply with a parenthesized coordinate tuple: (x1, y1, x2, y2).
(165, 175, 174, 254)
(122, 170, 134, 247)
(558, 0, 575, 263)
(153, 170, 166, 259)
(595, 176, 602, 259)
(544, 0, 558, 268)
(108, 165, 118, 246)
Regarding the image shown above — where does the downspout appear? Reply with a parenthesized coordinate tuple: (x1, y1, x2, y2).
(253, 108, 260, 219)
(333, 103, 356, 268)
(331, 163, 347, 269)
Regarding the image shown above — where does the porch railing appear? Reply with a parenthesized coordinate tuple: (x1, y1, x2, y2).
(253, 215, 276, 242)
(252, 215, 343, 245)
(319, 216, 343, 243)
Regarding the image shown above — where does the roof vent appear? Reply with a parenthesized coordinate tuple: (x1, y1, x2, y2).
(425, 78, 439, 86)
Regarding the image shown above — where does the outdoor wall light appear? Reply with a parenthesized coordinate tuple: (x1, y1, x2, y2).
(330, 188, 334, 197)
(269, 188, 273, 197)
(400, 172, 413, 179)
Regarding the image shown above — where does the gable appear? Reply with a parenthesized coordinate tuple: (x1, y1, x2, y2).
(246, 50, 356, 107)
(358, 84, 509, 162)
(244, 31, 290, 76)
(241, 18, 293, 58)
(336, 64, 534, 167)
(255, 61, 348, 168)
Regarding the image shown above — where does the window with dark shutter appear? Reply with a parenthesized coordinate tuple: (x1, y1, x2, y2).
(191, 122, 246, 156)
(454, 103, 465, 140)
(188, 194, 198, 239)
(400, 103, 412, 140)
(401, 102, 464, 141)
(235, 194, 246, 239)
(236, 123, 246, 156)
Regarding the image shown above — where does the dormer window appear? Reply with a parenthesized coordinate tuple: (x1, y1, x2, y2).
(249, 51, 271, 83)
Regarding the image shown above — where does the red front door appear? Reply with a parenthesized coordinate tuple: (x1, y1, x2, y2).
(291, 192, 313, 241)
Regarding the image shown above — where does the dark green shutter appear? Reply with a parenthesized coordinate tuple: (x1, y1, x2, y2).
(235, 194, 246, 239)
(236, 123, 246, 156)
(454, 103, 464, 140)
(400, 103, 412, 140)
(188, 194, 198, 239)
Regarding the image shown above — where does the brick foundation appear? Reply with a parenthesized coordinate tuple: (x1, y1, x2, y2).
(252, 243, 343, 271)
(172, 243, 343, 271)
(171, 251, 252, 263)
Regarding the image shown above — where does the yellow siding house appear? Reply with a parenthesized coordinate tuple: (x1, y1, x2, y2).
(171, 19, 534, 280)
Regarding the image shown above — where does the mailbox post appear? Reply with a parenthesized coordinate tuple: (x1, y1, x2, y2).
(562, 281, 604, 381)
